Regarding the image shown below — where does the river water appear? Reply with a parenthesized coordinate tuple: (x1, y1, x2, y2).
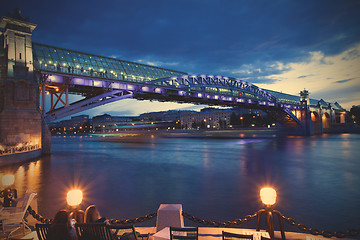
(1, 133, 360, 232)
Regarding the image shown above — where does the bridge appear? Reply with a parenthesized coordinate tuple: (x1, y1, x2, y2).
(34, 42, 344, 131)
(0, 10, 347, 161)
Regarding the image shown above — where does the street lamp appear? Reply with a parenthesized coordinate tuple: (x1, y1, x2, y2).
(0, 174, 17, 207)
(240, 116, 244, 128)
(256, 187, 286, 240)
(67, 189, 84, 223)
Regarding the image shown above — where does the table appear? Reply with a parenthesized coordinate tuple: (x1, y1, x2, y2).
(21, 231, 38, 239)
(153, 227, 270, 240)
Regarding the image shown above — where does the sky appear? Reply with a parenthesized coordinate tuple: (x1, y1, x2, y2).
(1, 0, 360, 117)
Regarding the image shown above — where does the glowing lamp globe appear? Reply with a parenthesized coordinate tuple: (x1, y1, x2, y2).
(67, 189, 83, 207)
(260, 187, 277, 206)
(2, 174, 15, 186)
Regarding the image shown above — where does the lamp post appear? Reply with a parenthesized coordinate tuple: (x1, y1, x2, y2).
(256, 187, 286, 240)
(67, 189, 84, 223)
(0, 174, 17, 207)
(240, 116, 244, 128)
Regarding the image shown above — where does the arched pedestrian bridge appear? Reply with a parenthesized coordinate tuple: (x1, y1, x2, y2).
(32, 42, 345, 132)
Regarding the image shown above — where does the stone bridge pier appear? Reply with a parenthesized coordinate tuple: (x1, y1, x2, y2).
(0, 10, 51, 166)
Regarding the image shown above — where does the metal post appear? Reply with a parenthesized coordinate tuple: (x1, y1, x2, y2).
(274, 210, 286, 240)
(51, 93, 53, 110)
(65, 86, 69, 106)
(265, 208, 275, 239)
(256, 209, 265, 231)
(41, 83, 45, 115)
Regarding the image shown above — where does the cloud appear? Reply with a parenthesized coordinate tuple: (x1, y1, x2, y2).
(136, 58, 180, 68)
(298, 74, 315, 79)
(335, 78, 355, 84)
(257, 43, 360, 110)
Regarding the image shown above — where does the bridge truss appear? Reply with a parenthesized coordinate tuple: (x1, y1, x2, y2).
(38, 70, 305, 128)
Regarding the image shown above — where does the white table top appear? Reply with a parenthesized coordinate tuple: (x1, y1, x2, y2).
(153, 227, 270, 240)
(22, 231, 38, 239)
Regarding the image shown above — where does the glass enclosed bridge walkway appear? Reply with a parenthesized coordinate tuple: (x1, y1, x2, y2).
(33, 42, 343, 129)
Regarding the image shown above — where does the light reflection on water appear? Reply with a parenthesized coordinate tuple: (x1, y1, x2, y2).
(1, 133, 360, 231)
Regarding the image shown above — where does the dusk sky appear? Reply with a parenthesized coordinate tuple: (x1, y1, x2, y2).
(2, 0, 360, 117)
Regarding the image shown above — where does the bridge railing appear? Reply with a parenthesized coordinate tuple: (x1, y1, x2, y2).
(35, 63, 154, 83)
(0, 143, 40, 156)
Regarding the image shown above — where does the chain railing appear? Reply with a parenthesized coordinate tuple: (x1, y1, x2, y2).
(108, 212, 157, 225)
(281, 215, 360, 238)
(183, 210, 360, 239)
(27, 206, 360, 238)
(27, 206, 157, 225)
(27, 206, 52, 224)
(182, 211, 258, 227)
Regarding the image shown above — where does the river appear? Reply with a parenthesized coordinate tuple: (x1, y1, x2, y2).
(1, 133, 359, 232)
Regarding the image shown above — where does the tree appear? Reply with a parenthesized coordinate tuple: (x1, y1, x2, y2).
(230, 112, 239, 126)
(349, 105, 360, 126)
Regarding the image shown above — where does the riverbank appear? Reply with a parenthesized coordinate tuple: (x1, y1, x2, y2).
(0, 149, 42, 168)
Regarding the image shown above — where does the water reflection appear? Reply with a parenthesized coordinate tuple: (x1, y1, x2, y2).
(0, 134, 359, 231)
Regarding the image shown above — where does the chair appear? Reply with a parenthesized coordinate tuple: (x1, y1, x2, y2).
(222, 231, 253, 240)
(75, 222, 113, 240)
(8, 238, 34, 240)
(0, 189, 37, 238)
(170, 227, 198, 240)
(35, 223, 51, 240)
(106, 224, 137, 240)
(106, 224, 150, 240)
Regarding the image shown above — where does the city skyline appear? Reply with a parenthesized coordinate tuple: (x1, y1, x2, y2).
(1, 0, 360, 117)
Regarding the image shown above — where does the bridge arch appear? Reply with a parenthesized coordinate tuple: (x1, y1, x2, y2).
(311, 111, 322, 134)
(322, 112, 331, 129)
(147, 75, 277, 102)
(311, 111, 320, 123)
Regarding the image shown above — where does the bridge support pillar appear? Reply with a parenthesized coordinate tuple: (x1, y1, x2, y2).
(318, 107, 324, 134)
(41, 117, 51, 155)
(299, 101, 313, 136)
(0, 10, 45, 164)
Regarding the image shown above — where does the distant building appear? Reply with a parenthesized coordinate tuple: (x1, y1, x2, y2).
(139, 110, 185, 122)
(48, 107, 271, 134)
(49, 115, 91, 134)
(92, 114, 135, 132)
(180, 108, 267, 129)
(180, 109, 232, 129)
